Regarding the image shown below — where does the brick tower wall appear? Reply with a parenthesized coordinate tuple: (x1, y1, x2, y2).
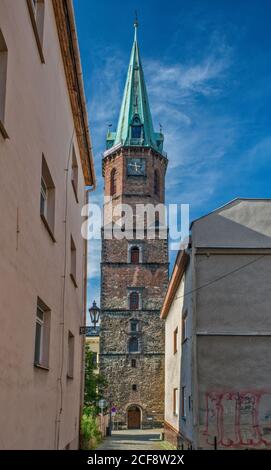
(100, 146, 168, 429)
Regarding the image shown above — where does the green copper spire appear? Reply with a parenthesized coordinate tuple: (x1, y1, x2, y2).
(106, 20, 164, 153)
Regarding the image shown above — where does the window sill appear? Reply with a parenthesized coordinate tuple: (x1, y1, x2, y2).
(26, 0, 45, 64)
(40, 214, 56, 243)
(0, 120, 9, 139)
(34, 362, 49, 371)
(67, 373, 74, 380)
(181, 416, 186, 421)
(70, 273, 78, 288)
(173, 412, 178, 417)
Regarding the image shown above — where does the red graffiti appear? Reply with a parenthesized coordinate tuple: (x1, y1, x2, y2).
(203, 391, 271, 448)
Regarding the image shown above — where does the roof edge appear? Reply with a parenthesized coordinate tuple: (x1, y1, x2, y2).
(52, 0, 96, 187)
(190, 198, 271, 228)
(160, 250, 189, 320)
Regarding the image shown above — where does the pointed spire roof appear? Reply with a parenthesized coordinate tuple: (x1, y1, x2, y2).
(106, 20, 164, 154)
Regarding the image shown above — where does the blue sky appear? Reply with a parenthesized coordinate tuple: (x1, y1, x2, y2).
(74, 0, 271, 317)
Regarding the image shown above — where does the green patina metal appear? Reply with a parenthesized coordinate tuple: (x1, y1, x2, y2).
(106, 21, 164, 153)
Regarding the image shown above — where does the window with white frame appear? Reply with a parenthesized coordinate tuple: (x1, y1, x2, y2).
(182, 311, 188, 343)
(34, 298, 50, 368)
(173, 388, 178, 416)
(181, 386, 187, 418)
(67, 331, 75, 379)
(40, 155, 55, 240)
(0, 29, 8, 138)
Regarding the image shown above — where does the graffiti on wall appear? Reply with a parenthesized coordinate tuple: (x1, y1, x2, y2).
(203, 391, 271, 448)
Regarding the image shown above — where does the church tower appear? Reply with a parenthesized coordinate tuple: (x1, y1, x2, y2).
(99, 20, 168, 429)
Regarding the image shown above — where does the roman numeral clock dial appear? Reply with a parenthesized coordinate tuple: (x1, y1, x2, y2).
(127, 158, 146, 176)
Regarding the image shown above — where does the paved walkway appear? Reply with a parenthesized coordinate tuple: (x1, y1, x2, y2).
(97, 429, 164, 450)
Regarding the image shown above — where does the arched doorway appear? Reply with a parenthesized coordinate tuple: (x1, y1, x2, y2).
(127, 405, 141, 429)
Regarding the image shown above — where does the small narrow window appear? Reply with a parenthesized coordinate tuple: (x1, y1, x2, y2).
(173, 388, 178, 416)
(132, 384, 137, 391)
(34, 298, 50, 369)
(182, 312, 188, 343)
(173, 327, 178, 354)
(181, 387, 186, 418)
(71, 147, 78, 201)
(130, 320, 139, 333)
(27, 0, 45, 62)
(110, 168, 117, 196)
(154, 170, 160, 196)
(131, 125, 142, 139)
(131, 359, 137, 368)
(129, 337, 139, 353)
(40, 155, 55, 240)
(0, 29, 8, 138)
(129, 292, 139, 310)
(131, 116, 142, 139)
(67, 331, 75, 379)
(70, 236, 77, 287)
(130, 246, 140, 264)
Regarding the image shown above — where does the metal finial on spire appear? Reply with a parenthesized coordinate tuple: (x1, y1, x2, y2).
(134, 10, 138, 40)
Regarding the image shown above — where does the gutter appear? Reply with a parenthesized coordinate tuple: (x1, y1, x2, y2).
(160, 250, 189, 320)
(66, 0, 96, 189)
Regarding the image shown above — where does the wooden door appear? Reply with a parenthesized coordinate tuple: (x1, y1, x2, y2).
(127, 407, 140, 429)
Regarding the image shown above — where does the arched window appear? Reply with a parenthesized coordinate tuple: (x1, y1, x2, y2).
(129, 336, 139, 353)
(110, 168, 117, 196)
(130, 246, 140, 264)
(129, 291, 139, 310)
(154, 170, 160, 196)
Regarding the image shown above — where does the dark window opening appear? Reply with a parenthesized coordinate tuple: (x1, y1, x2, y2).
(129, 292, 139, 310)
(129, 337, 139, 353)
(131, 246, 140, 264)
(131, 125, 142, 139)
(131, 359, 137, 368)
(130, 320, 139, 332)
(132, 384, 137, 391)
(110, 168, 117, 196)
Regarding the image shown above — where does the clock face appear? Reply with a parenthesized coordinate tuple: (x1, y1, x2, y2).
(127, 158, 146, 176)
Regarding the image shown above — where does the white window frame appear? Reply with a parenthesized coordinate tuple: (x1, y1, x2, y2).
(173, 388, 178, 416)
(40, 175, 48, 218)
(35, 305, 44, 365)
(182, 386, 187, 418)
(182, 311, 188, 343)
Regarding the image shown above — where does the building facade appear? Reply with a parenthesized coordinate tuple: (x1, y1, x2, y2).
(161, 199, 271, 449)
(99, 22, 168, 429)
(0, 0, 95, 449)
